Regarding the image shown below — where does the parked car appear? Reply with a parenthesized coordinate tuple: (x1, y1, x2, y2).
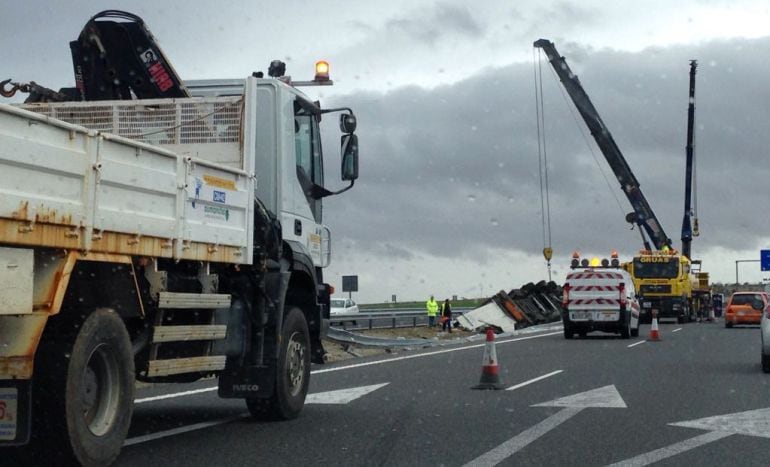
(330, 298, 359, 316)
(724, 292, 766, 328)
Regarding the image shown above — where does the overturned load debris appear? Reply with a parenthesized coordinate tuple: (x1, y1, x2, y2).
(456, 281, 563, 332)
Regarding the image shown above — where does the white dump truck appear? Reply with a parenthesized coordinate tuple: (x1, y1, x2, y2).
(0, 10, 359, 466)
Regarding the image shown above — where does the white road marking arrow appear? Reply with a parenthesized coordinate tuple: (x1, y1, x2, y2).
(305, 382, 389, 405)
(126, 383, 391, 446)
(464, 385, 627, 467)
(607, 407, 770, 466)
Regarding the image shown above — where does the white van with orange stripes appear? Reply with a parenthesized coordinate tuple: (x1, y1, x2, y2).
(562, 255, 640, 339)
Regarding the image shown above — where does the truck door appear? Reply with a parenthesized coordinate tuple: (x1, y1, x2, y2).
(285, 102, 330, 267)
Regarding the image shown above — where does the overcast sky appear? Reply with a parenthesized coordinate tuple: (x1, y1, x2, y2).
(4, 1, 770, 302)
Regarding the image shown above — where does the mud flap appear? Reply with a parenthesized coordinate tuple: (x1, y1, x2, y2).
(0, 379, 31, 445)
(218, 365, 276, 399)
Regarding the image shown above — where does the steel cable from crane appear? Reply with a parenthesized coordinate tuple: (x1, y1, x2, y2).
(541, 54, 627, 221)
(533, 48, 553, 281)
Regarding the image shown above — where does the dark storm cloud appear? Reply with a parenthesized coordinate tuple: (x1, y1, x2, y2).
(518, 2, 602, 45)
(385, 3, 484, 46)
(324, 36, 770, 261)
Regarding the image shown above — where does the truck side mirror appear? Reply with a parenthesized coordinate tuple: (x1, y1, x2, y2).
(340, 113, 357, 133)
(341, 134, 358, 181)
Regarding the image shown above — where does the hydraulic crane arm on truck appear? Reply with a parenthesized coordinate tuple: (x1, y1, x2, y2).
(2, 10, 189, 102)
(533, 39, 672, 251)
(534, 39, 707, 324)
(681, 60, 698, 260)
(0, 10, 359, 466)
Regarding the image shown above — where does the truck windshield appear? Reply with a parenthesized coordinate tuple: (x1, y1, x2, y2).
(632, 259, 679, 278)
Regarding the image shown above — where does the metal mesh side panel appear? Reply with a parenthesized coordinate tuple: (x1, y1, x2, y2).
(20, 97, 243, 146)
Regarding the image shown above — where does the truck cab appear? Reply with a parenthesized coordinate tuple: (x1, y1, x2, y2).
(562, 252, 640, 339)
(625, 250, 695, 323)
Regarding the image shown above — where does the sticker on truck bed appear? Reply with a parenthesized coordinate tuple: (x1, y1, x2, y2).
(204, 205, 230, 221)
(203, 175, 237, 190)
(213, 190, 226, 203)
(0, 388, 17, 441)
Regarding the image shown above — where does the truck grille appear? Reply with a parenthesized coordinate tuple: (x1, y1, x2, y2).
(640, 284, 672, 294)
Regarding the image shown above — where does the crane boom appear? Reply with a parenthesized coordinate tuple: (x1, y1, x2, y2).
(533, 39, 672, 251)
(681, 60, 697, 259)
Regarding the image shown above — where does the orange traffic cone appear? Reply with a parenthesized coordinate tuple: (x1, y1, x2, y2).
(472, 327, 505, 390)
(648, 310, 661, 341)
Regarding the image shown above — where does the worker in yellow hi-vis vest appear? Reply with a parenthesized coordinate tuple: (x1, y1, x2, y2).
(426, 295, 439, 327)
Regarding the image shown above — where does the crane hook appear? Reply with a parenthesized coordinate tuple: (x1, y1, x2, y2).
(0, 79, 30, 98)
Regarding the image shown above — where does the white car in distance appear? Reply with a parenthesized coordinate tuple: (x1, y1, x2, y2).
(330, 298, 359, 316)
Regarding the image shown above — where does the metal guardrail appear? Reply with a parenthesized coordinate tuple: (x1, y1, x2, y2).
(329, 308, 470, 330)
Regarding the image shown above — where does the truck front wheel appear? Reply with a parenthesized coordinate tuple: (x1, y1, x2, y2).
(33, 308, 135, 466)
(246, 306, 310, 421)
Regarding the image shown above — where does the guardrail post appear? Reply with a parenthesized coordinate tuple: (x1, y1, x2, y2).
(369, 317, 373, 330)
(392, 315, 396, 328)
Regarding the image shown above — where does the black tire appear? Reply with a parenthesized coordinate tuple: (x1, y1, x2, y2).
(763, 353, 770, 374)
(726, 321, 733, 328)
(630, 326, 639, 338)
(32, 308, 135, 466)
(247, 307, 310, 421)
(563, 323, 574, 339)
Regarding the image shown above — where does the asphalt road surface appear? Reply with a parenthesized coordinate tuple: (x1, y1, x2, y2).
(114, 321, 770, 466)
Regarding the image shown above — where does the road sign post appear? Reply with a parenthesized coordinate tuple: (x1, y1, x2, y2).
(342, 275, 358, 299)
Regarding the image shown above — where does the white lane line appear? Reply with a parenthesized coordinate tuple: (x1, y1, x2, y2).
(135, 387, 217, 404)
(124, 415, 248, 446)
(125, 332, 563, 446)
(464, 407, 584, 466)
(605, 431, 733, 466)
(627, 340, 646, 348)
(672, 328, 682, 333)
(506, 370, 563, 391)
(127, 383, 390, 446)
(133, 331, 561, 404)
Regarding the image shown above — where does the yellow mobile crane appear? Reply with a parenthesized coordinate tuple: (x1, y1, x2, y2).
(534, 40, 707, 323)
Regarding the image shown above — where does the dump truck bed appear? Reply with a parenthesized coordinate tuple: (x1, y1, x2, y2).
(0, 102, 253, 263)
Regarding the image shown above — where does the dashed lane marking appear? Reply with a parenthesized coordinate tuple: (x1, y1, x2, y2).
(506, 370, 563, 391)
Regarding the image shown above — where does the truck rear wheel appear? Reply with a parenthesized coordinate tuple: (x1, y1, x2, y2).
(33, 308, 135, 466)
(563, 323, 574, 339)
(246, 306, 310, 421)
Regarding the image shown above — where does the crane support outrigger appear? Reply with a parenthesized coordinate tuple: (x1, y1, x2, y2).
(533, 39, 672, 251)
